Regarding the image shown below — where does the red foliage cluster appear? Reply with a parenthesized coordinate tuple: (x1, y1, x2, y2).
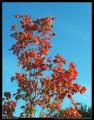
(63, 107, 81, 119)
(2, 92, 17, 119)
(4, 101, 17, 109)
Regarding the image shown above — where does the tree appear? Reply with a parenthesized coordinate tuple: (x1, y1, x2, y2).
(2, 92, 17, 119)
(2, 14, 87, 118)
(78, 104, 92, 118)
(52, 104, 92, 119)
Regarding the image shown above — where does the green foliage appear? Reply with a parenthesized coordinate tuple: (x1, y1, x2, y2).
(78, 104, 92, 118)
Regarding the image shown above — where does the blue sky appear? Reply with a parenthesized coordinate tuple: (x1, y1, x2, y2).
(2, 2, 92, 117)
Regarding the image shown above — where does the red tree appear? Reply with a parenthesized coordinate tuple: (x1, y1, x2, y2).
(2, 14, 87, 118)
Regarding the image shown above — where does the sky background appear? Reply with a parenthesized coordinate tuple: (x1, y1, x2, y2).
(2, 2, 92, 117)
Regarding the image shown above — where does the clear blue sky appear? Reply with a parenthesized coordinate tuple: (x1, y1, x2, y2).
(2, 2, 92, 117)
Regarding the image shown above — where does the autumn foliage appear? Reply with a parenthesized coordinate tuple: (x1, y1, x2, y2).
(2, 14, 87, 118)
